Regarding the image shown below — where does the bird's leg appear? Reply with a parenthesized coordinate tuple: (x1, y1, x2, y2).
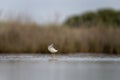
(51, 52, 55, 59)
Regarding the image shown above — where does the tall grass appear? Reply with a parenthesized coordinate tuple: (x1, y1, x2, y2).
(0, 20, 120, 54)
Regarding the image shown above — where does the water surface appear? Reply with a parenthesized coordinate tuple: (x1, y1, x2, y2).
(0, 54, 120, 80)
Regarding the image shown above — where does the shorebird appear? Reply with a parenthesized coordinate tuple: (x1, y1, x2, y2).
(48, 44, 58, 58)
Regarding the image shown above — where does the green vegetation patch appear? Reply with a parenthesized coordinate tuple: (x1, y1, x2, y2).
(64, 9, 120, 27)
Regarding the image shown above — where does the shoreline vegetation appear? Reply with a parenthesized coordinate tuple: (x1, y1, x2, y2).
(0, 8, 119, 55)
(0, 21, 119, 54)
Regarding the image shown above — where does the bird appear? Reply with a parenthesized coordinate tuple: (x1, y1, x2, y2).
(48, 43, 58, 59)
(48, 43, 58, 53)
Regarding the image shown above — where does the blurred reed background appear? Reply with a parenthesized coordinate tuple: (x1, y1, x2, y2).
(0, 8, 119, 54)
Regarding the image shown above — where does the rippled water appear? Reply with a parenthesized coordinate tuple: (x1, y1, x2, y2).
(0, 54, 120, 80)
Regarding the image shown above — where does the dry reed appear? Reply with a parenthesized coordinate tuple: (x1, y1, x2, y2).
(0, 20, 119, 54)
